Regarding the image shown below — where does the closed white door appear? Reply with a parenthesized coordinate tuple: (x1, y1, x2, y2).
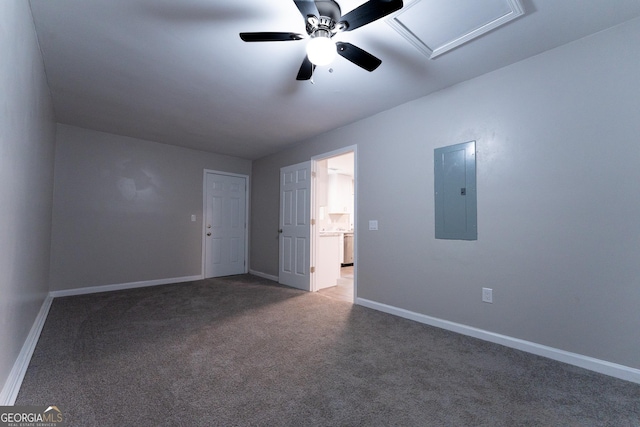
(204, 172, 247, 278)
(279, 162, 311, 290)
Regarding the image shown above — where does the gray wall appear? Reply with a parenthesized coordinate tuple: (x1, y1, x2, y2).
(0, 1, 56, 394)
(50, 125, 251, 291)
(250, 17, 640, 369)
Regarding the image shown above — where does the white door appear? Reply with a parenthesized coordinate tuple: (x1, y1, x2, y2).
(279, 162, 311, 290)
(204, 172, 247, 278)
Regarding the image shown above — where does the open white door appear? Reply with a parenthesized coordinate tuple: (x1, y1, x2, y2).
(204, 172, 247, 278)
(279, 161, 311, 291)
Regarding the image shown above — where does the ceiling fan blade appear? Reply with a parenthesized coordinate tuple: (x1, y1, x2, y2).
(296, 56, 316, 80)
(340, 0, 403, 32)
(240, 32, 305, 42)
(336, 42, 381, 72)
(293, 0, 320, 19)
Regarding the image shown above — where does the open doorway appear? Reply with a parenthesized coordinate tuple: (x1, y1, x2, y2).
(312, 147, 356, 303)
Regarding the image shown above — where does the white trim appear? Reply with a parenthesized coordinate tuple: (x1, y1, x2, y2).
(310, 159, 319, 292)
(387, 0, 524, 59)
(430, 0, 524, 59)
(0, 296, 53, 405)
(356, 297, 640, 385)
(202, 169, 250, 278)
(311, 145, 358, 163)
(248, 269, 279, 282)
(49, 275, 202, 298)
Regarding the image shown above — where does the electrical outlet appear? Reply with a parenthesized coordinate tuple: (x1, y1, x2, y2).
(482, 287, 493, 303)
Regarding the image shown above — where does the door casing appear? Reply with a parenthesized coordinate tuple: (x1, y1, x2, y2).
(311, 145, 357, 298)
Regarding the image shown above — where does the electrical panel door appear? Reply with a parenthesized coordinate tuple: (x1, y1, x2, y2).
(434, 141, 477, 240)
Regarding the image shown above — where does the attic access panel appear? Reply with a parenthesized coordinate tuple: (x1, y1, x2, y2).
(434, 141, 477, 240)
(388, 0, 524, 58)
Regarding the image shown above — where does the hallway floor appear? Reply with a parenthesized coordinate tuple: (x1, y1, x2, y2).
(317, 265, 353, 303)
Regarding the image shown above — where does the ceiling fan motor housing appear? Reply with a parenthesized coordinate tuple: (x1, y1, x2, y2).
(306, 0, 347, 36)
(315, 0, 341, 21)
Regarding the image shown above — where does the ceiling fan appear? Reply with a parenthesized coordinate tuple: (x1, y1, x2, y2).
(240, 0, 403, 80)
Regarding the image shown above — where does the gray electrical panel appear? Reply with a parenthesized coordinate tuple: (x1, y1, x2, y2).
(434, 141, 477, 240)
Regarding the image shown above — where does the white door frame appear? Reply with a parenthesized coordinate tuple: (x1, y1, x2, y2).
(311, 145, 357, 300)
(201, 169, 250, 278)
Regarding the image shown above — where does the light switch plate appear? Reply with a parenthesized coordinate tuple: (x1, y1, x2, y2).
(191, 215, 196, 222)
(482, 287, 493, 303)
(369, 220, 378, 231)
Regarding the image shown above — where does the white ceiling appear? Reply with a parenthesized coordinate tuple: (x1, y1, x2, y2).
(29, 0, 640, 160)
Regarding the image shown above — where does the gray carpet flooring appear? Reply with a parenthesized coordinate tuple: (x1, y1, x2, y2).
(16, 274, 640, 426)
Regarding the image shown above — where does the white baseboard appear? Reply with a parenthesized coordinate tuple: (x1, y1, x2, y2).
(248, 269, 279, 282)
(356, 297, 640, 385)
(49, 275, 203, 298)
(0, 295, 53, 405)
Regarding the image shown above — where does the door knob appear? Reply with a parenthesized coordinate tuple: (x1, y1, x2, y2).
(207, 232, 212, 236)
(279, 229, 283, 233)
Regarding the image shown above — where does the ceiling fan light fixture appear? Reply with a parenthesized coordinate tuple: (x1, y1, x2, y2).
(306, 30, 336, 66)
